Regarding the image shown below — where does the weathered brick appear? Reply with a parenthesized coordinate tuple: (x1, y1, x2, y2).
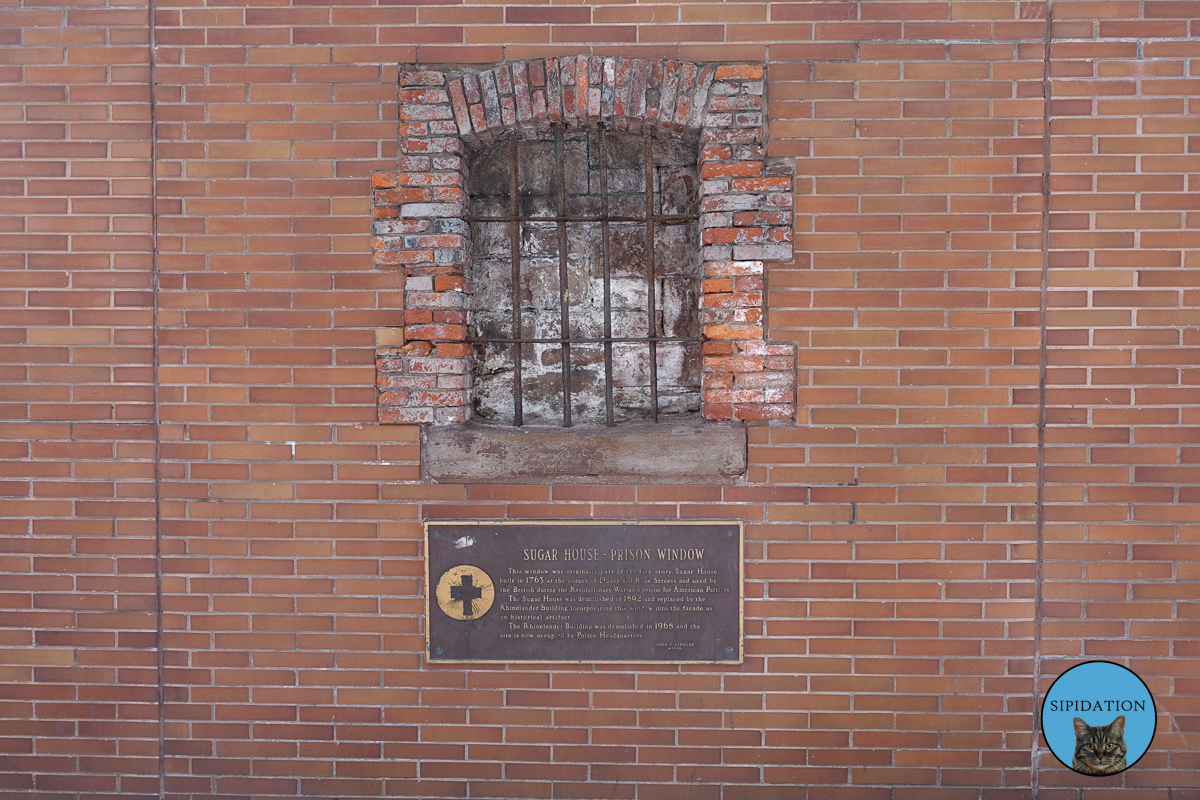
(447, 79, 471, 135)
(377, 60, 793, 424)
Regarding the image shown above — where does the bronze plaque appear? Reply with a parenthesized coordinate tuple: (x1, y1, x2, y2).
(425, 521, 743, 664)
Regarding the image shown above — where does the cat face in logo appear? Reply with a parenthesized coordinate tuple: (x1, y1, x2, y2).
(1072, 715, 1127, 776)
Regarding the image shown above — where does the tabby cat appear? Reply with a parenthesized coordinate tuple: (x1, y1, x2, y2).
(1072, 715, 1127, 775)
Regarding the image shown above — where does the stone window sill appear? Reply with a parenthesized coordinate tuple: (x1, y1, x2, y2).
(422, 416, 746, 485)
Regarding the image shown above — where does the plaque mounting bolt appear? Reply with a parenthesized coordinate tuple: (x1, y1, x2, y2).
(725, 646, 734, 655)
(435, 646, 444, 655)
(727, 531, 734, 538)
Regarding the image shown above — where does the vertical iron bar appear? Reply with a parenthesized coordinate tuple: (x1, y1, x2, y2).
(644, 135, 659, 422)
(508, 135, 524, 426)
(599, 128, 615, 426)
(555, 127, 573, 427)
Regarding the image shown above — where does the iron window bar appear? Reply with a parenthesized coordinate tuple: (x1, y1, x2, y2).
(473, 335, 698, 345)
(507, 135, 523, 427)
(472, 124, 701, 428)
(470, 215, 698, 224)
(644, 134, 659, 423)
(554, 127, 573, 428)
(599, 126, 615, 426)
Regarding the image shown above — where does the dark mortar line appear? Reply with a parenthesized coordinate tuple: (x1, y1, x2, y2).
(147, 0, 165, 793)
(1032, 3, 1054, 798)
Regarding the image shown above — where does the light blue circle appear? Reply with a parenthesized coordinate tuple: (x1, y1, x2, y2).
(1041, 661, 1156, 773)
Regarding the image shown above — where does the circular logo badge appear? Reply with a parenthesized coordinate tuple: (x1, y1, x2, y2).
(1041, 660, 1156, 776)
(434, 565, 495, 621)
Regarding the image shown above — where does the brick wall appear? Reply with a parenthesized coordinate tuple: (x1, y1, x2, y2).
(0, 3, 160, 795)
(1, 1, 1198, 798)
(1039, 3, 1200, 793)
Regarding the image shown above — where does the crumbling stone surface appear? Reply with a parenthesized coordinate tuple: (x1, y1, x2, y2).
(374, 56, 796, 425)
(469, 130, 700, 426)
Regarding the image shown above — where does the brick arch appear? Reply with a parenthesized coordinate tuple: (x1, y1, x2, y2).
(373, 57, 797, 425)
(447, 58, 718, 147)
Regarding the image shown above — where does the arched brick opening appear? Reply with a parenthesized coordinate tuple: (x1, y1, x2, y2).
(373, 57, 796, 426)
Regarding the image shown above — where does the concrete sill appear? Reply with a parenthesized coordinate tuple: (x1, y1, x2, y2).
(422, 417, 747, 485)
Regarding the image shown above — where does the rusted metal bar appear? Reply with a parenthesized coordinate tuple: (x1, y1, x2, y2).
(474, 335, 698, 345)
(555, 127, 573, 427)
(644, 135, 659, 422)
(469, 214, 697, 224)
(598, 127, 615, 427)
(508, 135, 523, 427)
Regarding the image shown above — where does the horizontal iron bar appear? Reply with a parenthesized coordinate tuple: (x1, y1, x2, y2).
(468, 214, 698, 224)
(473, 335, 700, 345)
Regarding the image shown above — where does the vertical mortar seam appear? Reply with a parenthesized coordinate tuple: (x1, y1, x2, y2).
(146, 0, 164, 793)
(1031, 3, 1054, 797)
